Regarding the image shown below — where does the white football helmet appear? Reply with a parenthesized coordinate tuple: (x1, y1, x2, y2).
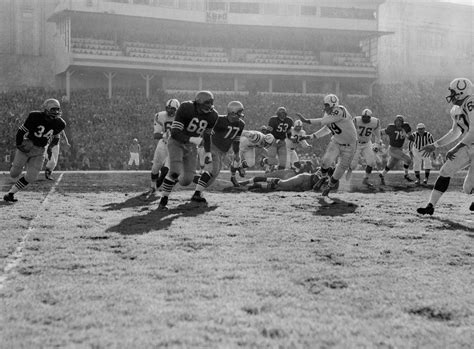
(323, 94, 339, 113)
(165, 99, 180, 116)
(294, 119, 303, 131)
(446, 78, 472, 104)
(263, 133, 275, 148)
(43, 98, 61, 118)
(361, 108, 372, 123)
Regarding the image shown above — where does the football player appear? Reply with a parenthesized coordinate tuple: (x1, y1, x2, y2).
(158, 90, 218, 210)
(232, 130, 275, 185)
(267, 106, 294, 170)
(191, 101, 246, 202)
(150, 98, 180, 192)
(346, 108, 382, 187)
(297, 93, 357, 197)
(239, 166, 331, 192)
(285, 119, 314, 170)
(378, 115, 415, 185)
(4, 98, 66, 202)
(417, 78, 474, 215)
(44, 129, 70, 180)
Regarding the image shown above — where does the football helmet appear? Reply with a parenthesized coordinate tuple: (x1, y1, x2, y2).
(43, 98, 61, 118)
(394, 115, 405, 128)
(294, 119, 303, 131)
(446, 78, 472, 104)
(165, 99, 180, 117)
(276, 107, 287, 119)
(227, 101, 244, 119)
(263, 133, 275, 148)
(260, 125, 270, 134)
(323, 94, 339, 113)
(194, 90, 214, 114)
(361, 108, 372, 123)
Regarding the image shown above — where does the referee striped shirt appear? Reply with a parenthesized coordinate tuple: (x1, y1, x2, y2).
(409, 131, 434, 151)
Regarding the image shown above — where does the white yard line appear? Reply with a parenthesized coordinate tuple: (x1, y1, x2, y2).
(0, 173, 64, 291)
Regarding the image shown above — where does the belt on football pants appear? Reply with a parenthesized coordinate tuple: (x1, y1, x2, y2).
(338, 143, 351, 147)
(358, 141, 367, 144)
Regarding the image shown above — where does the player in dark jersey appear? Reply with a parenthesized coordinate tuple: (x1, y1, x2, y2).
(267, 106, 294, 171)
(4, 98, 66, 202)
(378, 115, 415, 185)
(191, 101, 246, 203)
(158, 90, 218, 210)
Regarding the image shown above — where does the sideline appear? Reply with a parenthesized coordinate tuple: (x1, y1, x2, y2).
(0, 173, 64, 291)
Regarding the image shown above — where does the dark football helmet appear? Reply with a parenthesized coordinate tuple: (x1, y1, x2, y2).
(227, 101, 244, 121)
(194, 90, 214, 114)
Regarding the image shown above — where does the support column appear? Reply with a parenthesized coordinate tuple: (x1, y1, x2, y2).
(335, 80, 340, 96)
(141, 73, 155, 99)
(233, 77, 238, 92)
(268, 78, 273, 93)
(103, 72, 116, 99)
(65, 70, 75, 101)
(198, 76, 203, 90)
(302, 80, 307, 95)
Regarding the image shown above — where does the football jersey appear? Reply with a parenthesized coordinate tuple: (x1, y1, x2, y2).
(288, 127, 310, 149)
(384, 123, 412, 148)
(154, 111, 174, 141)
(170, 101, 218, 143)
(268, 116, 294, 140)
(458, 95, 474, 145)
(20, 111, 66, 148)
(354, 116, 381, 143)
(211, 115, 245, 152)
(240, 130, 268, 150)
(319, 105, 357, 145)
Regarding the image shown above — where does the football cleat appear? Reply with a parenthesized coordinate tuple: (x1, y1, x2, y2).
(158, 196, 168, 210)
(379, 173, 386, 186)
(404, 174, 414, 182)
(312, 177, 327, 191)
(230, 176, 239, 187)
(469, 202, 474, 211)
(3, 193, 17, 202)
(417, 203, 434, 215)
(237, 167, 246, 177)
(414, 179, 420, 185)
(191, 192, 207, 203)
(423, 178, 428, 185)
(362, 177, 374, 188)
(45, 169, 54, 180)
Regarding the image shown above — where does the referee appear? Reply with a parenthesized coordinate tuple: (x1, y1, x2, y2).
(409, 123, 434, 184)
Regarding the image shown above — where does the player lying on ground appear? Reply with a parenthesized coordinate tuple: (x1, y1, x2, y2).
(237, 167, 335, 192)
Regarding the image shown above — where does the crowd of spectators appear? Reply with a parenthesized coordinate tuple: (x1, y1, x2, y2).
(0, 81, 452, 171)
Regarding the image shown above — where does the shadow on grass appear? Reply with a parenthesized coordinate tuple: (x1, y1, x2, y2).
(430, 216, 474, 233)
(106, 201, 218, 235)
(314, 197, 358, 216)
(103, 191, 160, 211)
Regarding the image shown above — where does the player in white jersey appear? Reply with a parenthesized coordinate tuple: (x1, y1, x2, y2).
(297, 93, 357, 197)
(150, 99, 180, 192)
(417, 78, 474, 215)
(285, 119, 314, 170)
(238, 130, 275, 172)
(346, 108, 382, 187)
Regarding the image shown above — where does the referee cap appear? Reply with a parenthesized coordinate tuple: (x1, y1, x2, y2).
(416, 123, 426, 129)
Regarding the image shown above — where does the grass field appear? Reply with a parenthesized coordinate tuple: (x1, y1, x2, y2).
(0, 170, 473, 348)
